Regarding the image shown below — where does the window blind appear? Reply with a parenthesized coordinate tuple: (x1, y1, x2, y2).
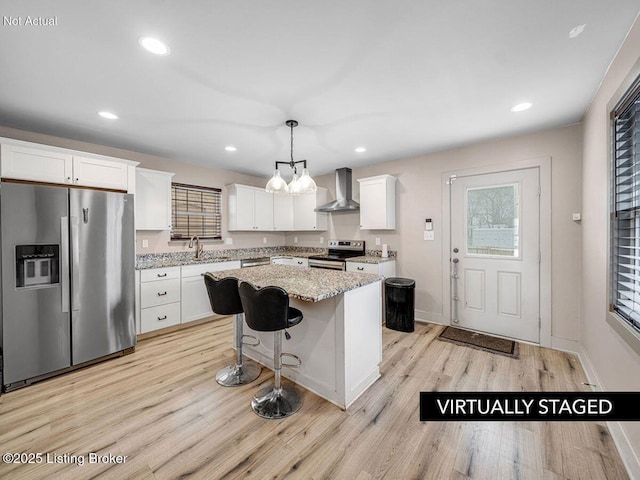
(171, 183, 222, 240)
(611, 77, 640, 332)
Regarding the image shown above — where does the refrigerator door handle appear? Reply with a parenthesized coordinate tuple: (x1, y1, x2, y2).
(61, 217, 70, 313)
(70, 216, 80, 312)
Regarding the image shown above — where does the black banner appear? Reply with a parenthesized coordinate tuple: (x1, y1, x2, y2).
(420, 392, 640, 421)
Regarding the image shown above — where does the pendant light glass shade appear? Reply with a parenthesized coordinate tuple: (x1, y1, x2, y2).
(287, 172, 300, 194)
(296, 168, 317, 194)
(265, 169, 288, 193)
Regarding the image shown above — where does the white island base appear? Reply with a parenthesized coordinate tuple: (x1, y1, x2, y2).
(239, 280, 382, 410)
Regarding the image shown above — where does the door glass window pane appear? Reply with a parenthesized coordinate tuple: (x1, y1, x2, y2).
(466, 184, 519, 257)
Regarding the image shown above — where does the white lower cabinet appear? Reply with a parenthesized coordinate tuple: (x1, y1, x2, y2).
(141, 302, 181, 333)
(180, 261, 241, 324)
(138, 266, 182, 333)
(138, 261, 241, 334)
(346, 260, 396, 278)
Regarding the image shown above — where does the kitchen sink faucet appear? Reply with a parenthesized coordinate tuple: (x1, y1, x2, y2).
(189, 235, 203, 259)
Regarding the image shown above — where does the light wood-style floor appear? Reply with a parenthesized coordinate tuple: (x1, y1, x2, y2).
(0, 319, 629, 480)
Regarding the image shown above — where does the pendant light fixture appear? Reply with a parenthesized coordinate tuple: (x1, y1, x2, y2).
(265, 120, 317, 195)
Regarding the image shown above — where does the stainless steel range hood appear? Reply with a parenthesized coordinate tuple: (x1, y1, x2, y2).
(315, 167, 360, 213)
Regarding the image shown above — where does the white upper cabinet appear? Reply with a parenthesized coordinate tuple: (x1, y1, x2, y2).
(0, 140, 137, 192)
(358, 175, 397, 230)
(72, 156, 129, 191)
(135, 168, 174, 231)
(1, 144, 72, 185)
(293, 187, 328, 231)
(254, 189, 275, 230)
(273, 193, 294, 231)
(228, 184, 327, 232)
(227, 184, 274, 231)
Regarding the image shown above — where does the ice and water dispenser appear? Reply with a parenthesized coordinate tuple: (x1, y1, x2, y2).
(15, 244, 60, 288)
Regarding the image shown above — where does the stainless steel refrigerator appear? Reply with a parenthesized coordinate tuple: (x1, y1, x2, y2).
(0, 181, 136, 391)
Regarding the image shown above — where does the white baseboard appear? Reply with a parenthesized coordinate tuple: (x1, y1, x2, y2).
(550, 336, 581, 354)
(579, 349, 640, 480)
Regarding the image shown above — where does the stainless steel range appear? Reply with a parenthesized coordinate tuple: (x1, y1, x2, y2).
(308, 240, 365, 270)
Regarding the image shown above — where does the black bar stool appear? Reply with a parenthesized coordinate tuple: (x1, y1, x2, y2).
(238, 281, 303, 419)
(204, 274, 261, 387)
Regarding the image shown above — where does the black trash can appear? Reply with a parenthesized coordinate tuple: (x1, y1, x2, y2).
(385, 277, 416, 332)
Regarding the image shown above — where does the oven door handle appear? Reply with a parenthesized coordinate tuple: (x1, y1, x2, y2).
(309, 259, 345, 270)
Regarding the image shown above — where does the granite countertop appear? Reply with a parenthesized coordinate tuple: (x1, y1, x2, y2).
(206, 264, 382, 302)
(346, 255, 396, 264)
(136, 247, 397, 270)
(136, 248, 325, 270)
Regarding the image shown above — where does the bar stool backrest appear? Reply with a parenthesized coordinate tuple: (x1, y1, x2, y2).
(238, 282, 290, 332)
(204, 274, 243, 315)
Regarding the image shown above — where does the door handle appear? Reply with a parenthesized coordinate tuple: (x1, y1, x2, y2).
(60, 217, 70, 313)
(451, 258, 459, 323)
(70, 216, 80, 312)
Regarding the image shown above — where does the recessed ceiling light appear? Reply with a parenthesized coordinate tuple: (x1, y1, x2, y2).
(511, 102, 532, 112)
(225, 146, 237, 152)
(569, 24, 586, 39)
(138, 36, 170, 55)
(98, 111, 118, 120)
(355, 147, 367, 153)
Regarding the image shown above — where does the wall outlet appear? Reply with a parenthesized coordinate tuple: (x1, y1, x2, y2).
(263, 237, 267, 244)
(424, 231, 434, 241)
(294, 236, 298, 244)
(375, 237, 381, 245)
(320, 237, 324, 244)
(225, 237, 233, 245)
(142, 239, 149, 248)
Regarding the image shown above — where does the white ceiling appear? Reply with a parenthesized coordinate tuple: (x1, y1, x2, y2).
(1, 1, 639, 177)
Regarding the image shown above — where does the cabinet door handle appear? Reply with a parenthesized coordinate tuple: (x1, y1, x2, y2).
(75, 177, 79, 184)
(357, 267, 364, 271)
(157, 273, 167, 277)
(157, 291, 168, 296)
(157, 315, 167, 321)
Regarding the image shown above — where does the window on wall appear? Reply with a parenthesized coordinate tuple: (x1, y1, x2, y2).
(171, 183, 222, 240)
(611, 75, 640, 334)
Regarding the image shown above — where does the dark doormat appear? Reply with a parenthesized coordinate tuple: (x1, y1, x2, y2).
(438, 326, 519, 358)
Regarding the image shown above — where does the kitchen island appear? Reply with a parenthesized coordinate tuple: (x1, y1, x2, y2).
(207, 264, 383, 409)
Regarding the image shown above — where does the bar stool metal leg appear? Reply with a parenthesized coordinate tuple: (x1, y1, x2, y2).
(216, 313, 261, 387)
(251, 330, 303, 419)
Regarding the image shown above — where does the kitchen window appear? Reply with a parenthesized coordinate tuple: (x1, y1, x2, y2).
(610, 73, 640, 336)
(171, 183, 222, 240)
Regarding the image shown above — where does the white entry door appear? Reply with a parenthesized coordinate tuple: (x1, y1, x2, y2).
(450, 168, 540, 343)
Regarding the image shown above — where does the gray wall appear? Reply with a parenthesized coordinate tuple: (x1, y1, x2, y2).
(581, 14, 640, 471)
(287, 124, 583, 346)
